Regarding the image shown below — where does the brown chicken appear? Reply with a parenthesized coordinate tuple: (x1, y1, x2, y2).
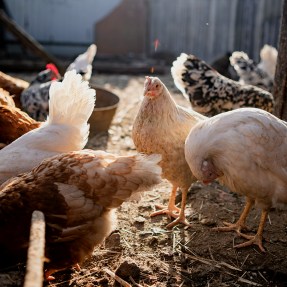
(185, 107, 287, 252)
(0, 71, 29, 108)
(132, 76, 205, 228)
(0, 88, 15, 107)
(0, 149, 162, 279)
(0, 105, 41, 146)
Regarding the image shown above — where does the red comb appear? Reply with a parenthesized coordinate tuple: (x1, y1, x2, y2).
(46, 63, 60, 80)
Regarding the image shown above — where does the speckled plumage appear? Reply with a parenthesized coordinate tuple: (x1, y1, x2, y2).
(0, 149, 162, 275)
(171, 53, 274, 117)
(21, 44, 97, 121)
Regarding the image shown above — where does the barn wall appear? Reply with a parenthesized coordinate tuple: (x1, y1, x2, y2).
(4, 0, 121, 56)
(3, 0, 283, 61)
(148, 0, 283, 62)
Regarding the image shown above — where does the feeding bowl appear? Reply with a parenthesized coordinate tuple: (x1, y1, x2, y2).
(88, 86, 120, 137)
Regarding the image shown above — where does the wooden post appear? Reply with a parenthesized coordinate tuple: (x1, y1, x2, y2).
(0, 9, 65, 75)
(273, 0, 287, 119)
(24, 211, 46, 287)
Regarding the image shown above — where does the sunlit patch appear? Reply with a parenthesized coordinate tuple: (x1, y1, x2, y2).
(150, 67, 155, 73)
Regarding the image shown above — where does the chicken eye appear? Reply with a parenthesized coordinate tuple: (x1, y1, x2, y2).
(156, 84, 159, 88)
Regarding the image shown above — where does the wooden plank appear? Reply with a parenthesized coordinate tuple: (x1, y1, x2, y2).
(273, 0, 287, 119)
(24, 210, 46, 287)
(0, 9, 65, 75)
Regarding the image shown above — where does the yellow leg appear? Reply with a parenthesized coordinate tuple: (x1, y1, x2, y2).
(150, 186, 180, 219)
(166, 188, 191, 229)
(213, 198, 254, 234)
(235, 209, 268, 252)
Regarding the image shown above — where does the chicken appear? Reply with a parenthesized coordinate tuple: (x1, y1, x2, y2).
(0, 149, 162, 279)
(66, 44, 97, 81)
(132, 76, 205, 228)
(0, 87, 15, 107)
(20, 63, 61, 121)
(229, 45, 277, 93)
(0, 105, 41, 146)
(0, 70, 95, 185)
(21, 44, 97, 121)
(171, 53, 274, 116)
(184, 107, 287, 252)
(0, 71, 29, 108)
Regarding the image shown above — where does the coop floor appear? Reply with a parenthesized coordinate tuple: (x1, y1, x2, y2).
(1, 73, 287, 287)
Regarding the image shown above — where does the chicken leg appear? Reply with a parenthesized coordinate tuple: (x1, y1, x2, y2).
(213, 198, 254, 234)
(235, 209, 268, 252)
(150, 186, 190, 228)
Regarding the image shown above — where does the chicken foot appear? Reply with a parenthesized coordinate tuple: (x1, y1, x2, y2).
(150, 186, 190, 228)
(166, 188, 190, 229)
(213, 198, 254, 234)
(150, 186, 180, 219)
(45, 264, 81, 281)
(235, 209, 268, 252)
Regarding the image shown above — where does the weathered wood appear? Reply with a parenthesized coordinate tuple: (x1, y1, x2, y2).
(273, 0, 287, 119)
(0, 9, 65, 75)
(23, 211, 46, 287)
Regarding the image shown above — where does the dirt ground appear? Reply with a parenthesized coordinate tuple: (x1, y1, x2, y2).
(1, 72, 287, 287)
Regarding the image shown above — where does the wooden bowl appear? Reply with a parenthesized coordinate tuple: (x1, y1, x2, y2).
(88, 86, 120, 136)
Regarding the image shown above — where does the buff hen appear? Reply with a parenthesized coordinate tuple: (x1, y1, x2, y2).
(0, 70, 95, 185)
(0, 105, 41, 147)
(185, 108, 287, 251)
(0, 149, 162, 279)
(0, 71, 29, 108)
(132, 76, 205, 228)
(171, 53, 274, 116)
(0, 88, 15, 107)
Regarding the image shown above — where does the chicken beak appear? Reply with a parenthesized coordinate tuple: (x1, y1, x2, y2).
(145, 90, 155, 97)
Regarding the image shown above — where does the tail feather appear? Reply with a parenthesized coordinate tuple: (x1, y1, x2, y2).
(258, 45, 278, 79)
(171, 53, 189, 100)
(47, 70, 96, 144)
(108, 153, 162, 204)
(66, 44, 97, 81)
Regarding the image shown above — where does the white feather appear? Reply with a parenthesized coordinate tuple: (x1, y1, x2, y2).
(0, 70, 96, 185)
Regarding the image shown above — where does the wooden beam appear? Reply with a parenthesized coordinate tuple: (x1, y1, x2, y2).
(273, 0, 287, 119)
(0, 9, 65, 75)
(24, 210, 46, 287)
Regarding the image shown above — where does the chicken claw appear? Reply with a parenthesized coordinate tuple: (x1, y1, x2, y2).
(235, 232, 265, 252)
(234, 210, 268, 252)
(150, 186, 180, 219)
(213, 199, 254, 234)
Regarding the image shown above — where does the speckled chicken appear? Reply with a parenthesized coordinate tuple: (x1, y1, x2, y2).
(185, 108, 287, 251)
(21, 44, 97, 121)
(171, 53, 274, 116)
(229, 45, 277, 93)
(132, 76, 205, 228)
(0, 70, 95, 185)
(20, 63, 61, 121)
(0, 149, 162, 279)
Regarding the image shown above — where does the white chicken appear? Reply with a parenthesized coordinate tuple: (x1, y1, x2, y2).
(66, 44, 97, 81)
(0, 70, 95, 185)
(185, 108, 287, 251)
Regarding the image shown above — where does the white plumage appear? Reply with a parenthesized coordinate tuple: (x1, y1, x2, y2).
(0, 70, 95, 185)
(185, 107, 287, 251)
